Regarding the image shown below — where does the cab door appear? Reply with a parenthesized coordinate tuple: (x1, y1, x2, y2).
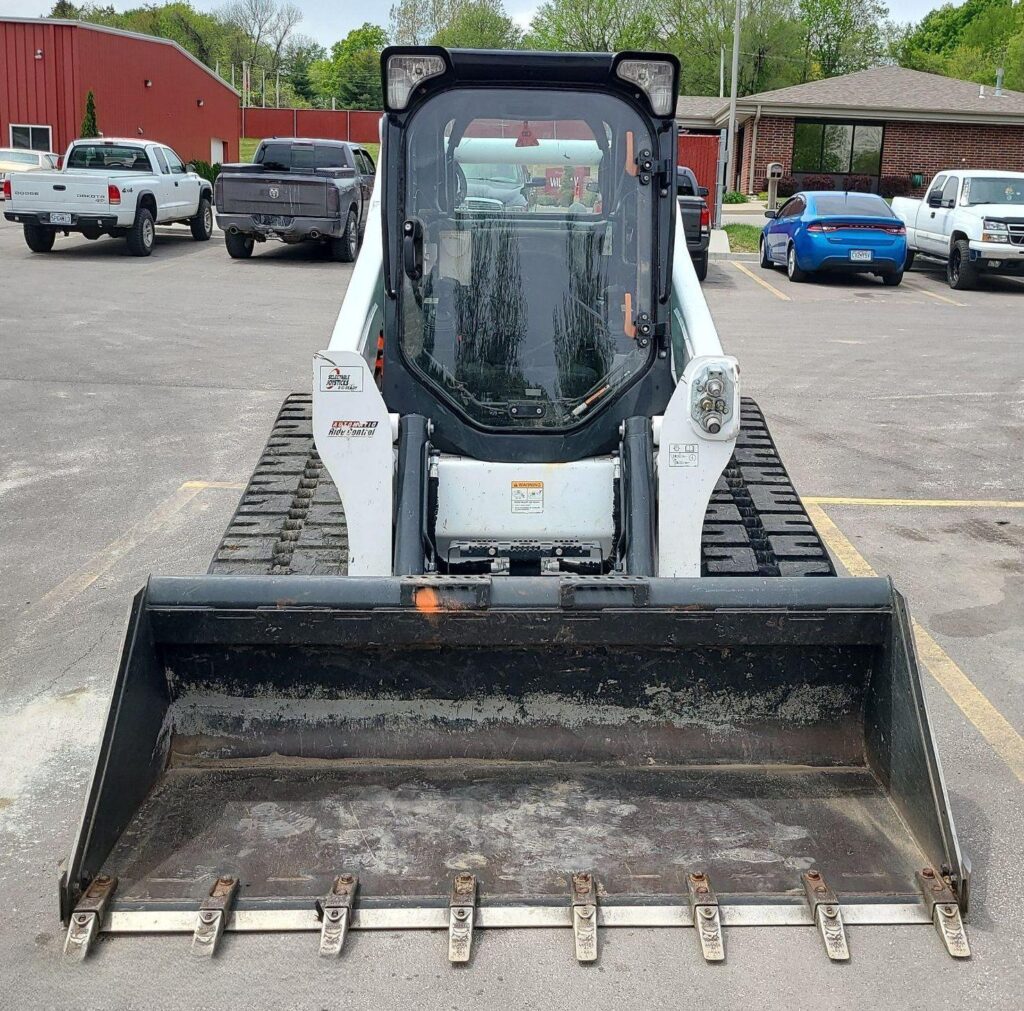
(917, 175, 952, 254)
(163, 146, 201, 218)
(149, 146, 177, 220)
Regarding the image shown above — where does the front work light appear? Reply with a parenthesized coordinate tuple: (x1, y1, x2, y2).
(386, 54, 446, 110)
(616, 60, 675, 115)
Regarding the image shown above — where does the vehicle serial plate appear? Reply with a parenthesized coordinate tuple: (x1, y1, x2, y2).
(49, 212, 72, 225)
(850, 249, 872, 262)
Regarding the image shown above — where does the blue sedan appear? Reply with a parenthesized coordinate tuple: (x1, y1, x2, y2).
(760, 191, 908, 285)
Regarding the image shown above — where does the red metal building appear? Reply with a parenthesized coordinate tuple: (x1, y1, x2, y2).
(1, 17, 238, 163)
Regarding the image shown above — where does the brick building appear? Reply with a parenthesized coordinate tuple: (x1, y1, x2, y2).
(676, 66, 1024, 196)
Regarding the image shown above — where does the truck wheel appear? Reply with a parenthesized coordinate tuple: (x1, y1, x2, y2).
(947, 240, 977, 290)
(904, 250, 915, 271)
(225, 231, 254, 259)
(126, 207, 155, 257)
(190, 195, 213, 241)
(759, 236, 773, 269)
(330, 209, 358, 262)
(23, 222, 56, 253)
(786, 244, 808, 282)
(694, 253, 708, 282)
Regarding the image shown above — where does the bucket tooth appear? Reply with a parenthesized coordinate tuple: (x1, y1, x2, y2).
(191, 876, 239, 958)
(317, 874, 358, 958)
(802, 870, 849, 961)
(687, 871, 724, 962)
(63, 874, 117, 961)
(916, 868, 970, 959)
(571, 871, 599, 963)
(448, 873, 478, 963)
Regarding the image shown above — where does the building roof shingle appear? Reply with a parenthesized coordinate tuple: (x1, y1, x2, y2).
(676, 65, 1024, 125)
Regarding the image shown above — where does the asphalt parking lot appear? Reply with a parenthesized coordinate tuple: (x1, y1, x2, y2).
(1, 217, 1022, 1010)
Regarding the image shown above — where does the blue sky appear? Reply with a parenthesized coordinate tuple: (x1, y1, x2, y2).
(13, 0, 953, 49)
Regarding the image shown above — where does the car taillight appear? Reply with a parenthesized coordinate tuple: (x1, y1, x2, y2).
(883, 223, 906, 235)
(699, 203, 710, 229)
(2, 179, 10, 200)
(107, 184, 121, 205)
(327, 184, 340, 214)
(807, 221, 836, 233)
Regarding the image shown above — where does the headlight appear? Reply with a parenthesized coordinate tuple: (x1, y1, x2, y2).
(616, 60, 675, 116)
(386, 54, 446, 111)
(982, 219, 1009, 243)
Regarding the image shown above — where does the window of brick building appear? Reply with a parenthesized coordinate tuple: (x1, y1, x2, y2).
(792, 120, 883, 175)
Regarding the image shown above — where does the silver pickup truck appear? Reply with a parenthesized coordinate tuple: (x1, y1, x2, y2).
(214, 138, 375, 261)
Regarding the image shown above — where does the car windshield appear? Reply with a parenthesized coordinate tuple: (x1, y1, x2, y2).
(0, 151, 41, 165)
(256, 143, 316, 170)
(66, 144, 151, 171)
(813, 194, 894, 216)
(400, 87, 655, 430)
(963, 177, 1024, 205)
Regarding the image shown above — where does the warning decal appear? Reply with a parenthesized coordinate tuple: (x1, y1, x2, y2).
(668, 443, 699, 468)
(511, 480, 544, 514)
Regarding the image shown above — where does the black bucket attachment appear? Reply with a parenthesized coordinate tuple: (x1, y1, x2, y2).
(61, 575, 970, 962)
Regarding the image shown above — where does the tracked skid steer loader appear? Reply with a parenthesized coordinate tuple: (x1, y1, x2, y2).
(62, 48, 971, 965)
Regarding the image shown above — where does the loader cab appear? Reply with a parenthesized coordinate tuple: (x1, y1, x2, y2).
(380, 48, 680, 463)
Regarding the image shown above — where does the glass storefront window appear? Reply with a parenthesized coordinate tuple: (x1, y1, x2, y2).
(792, 120, 883, 175)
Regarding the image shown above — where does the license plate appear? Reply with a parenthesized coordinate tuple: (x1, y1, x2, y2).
(49, 212, 72, 225)
(850, 249, 872, 262)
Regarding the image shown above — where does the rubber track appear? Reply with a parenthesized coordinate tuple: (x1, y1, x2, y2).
(210, 394, 833, 577)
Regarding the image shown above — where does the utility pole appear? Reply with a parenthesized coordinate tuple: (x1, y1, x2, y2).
(276, 70, 281, 108)
(242, 61, 248, 107)
(719, 46, 725, 99)
(725, 0, 742, 194)
(262, 67, 267, 108)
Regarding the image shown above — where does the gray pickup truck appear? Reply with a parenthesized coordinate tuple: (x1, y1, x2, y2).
(214, 138, 374, 261)
(676, 166, 711, 281)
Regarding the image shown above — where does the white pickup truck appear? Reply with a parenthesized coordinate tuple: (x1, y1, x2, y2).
(892, 169, 1024, 289)
(3, 137, 213, 256)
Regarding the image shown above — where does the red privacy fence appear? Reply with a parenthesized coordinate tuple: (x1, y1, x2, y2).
(240, 107, 382, 144)
(677, 132, 720, 198)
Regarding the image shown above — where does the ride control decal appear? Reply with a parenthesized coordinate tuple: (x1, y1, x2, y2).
(320, 365, 364, 392)
(668, 443, 699, 468)
(511, 480, 544, 514)
(328, 420, 379, 438)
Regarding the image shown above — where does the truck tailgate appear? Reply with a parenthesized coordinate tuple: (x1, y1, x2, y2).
(9, 171, 109, 213)
(218, 173, 330, 217)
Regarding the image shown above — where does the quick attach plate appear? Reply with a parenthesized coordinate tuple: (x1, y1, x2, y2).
(802, 870, 850, 961)
(687, 871, 724, 962)
(448, 873, 477, 963)
(317, 874, 359, 958)
(571, 871, 599, 963)
(192, 876, 239, 958)
(64, 874, 117, 961)
(917, 868, 970, 958)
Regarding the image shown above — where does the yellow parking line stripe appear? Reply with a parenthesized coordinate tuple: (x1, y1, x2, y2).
(805, 502, 1024, 783)
(26, 480, 242, 621)
(901, 280, 967, 307)
(733, 260, 791, 301)
(804, 496, 1024, 509)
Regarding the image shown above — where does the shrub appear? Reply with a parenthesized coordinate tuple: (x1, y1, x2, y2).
(80, 90, 98, 138)
(845, 174, 873, 192)
(190, 159, 221, 185)
(879, 174, 912, 199)
(801, 173, 835, 191)
(723, 190, 747, 204)
(775, 175, 799, 197)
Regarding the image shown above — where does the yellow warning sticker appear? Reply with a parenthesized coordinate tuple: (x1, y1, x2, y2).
(511, 480, 544, 514)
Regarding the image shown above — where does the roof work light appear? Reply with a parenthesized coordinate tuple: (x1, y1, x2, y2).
(615, 59, 675, 115)
(386, 53, 446, 111)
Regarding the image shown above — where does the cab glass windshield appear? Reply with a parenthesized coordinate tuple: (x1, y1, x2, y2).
(963, 177, 1024, 205)
(400, 88, 656, 430)
(66, 144, 152, 171)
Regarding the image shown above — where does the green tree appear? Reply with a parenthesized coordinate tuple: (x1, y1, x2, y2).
(80, 90, 98, 137)
(391, 0, 515, 46)
(798, 0, 891, 80)
(308, 23, 388, 109)
(50, 0, 80, 16)
(525, 0, 658, 51)
(432, 2, 522, 48)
